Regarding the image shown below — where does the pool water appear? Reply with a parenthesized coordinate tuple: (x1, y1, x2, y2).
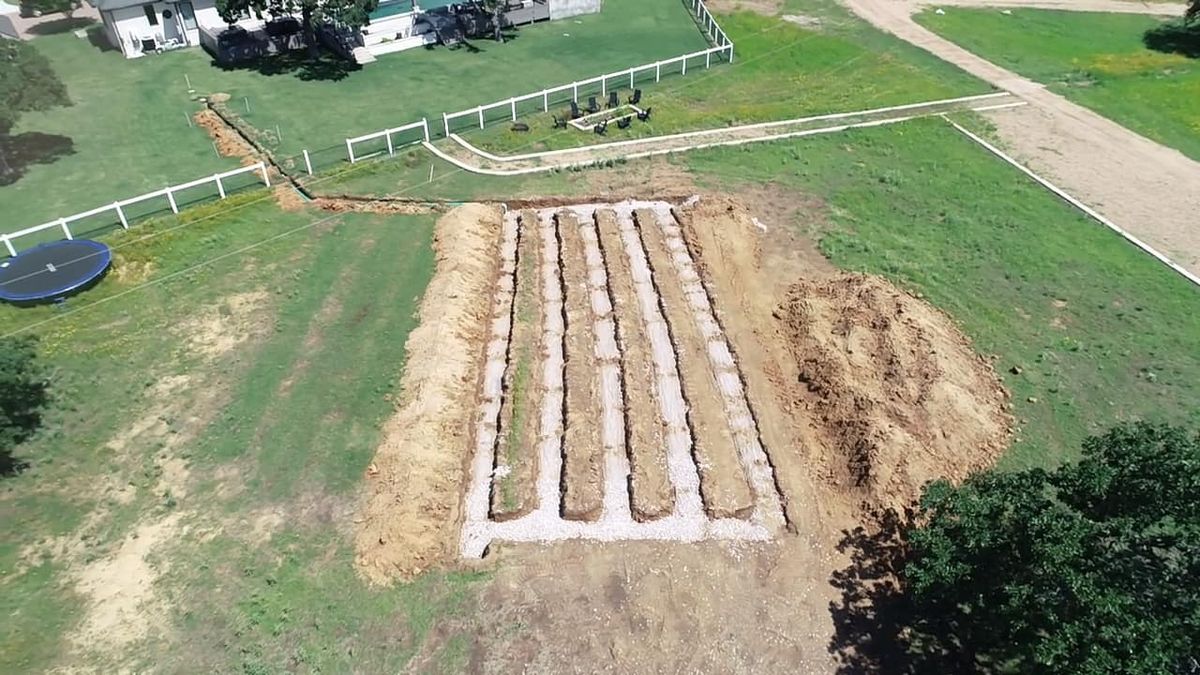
(370, 0, 457, 20)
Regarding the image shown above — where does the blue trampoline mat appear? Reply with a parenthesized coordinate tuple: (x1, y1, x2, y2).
(0, 239, 112, 304)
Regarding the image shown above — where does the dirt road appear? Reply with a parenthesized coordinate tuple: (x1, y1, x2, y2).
(841, 0, 1200, 277)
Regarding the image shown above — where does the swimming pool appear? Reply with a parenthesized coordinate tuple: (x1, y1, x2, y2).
(370, 0, 457, 20)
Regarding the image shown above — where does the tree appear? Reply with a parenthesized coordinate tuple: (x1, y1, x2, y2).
(0, 336, 50, 476)
(479, 0, 505, 42)
(19, 0, 82, 18)
(0, 40, 70, 179)
(215, 0, 379, 57)
(902, 422, 1200, 673)
(1189, 0, 1198, 23)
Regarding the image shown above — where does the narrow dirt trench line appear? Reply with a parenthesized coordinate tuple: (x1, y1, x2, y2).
(613, 209, 704, 520)
(595, 210, 675, 521)
(461, 212, 520, 557)
(635, 207, 755, 520)
(559, 211, 605, 521)
(534, 210, 567, 518)
(568, 207, 632, 523)
(652, 206, 785, 529)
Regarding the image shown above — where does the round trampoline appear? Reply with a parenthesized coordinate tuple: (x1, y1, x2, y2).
(0, 240, 112, 305)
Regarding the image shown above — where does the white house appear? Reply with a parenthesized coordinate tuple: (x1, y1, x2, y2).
(87, 0, 266, 58)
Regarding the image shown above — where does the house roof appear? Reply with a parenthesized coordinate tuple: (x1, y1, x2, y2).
(86, 0, 159, 12)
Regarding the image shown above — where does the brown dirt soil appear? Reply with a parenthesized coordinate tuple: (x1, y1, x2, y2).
(490, 210, 543, 521)
(313, 197, 439, 215)
(594, 210, 674, 521)
(354, 203, 503, 582)
(193, 109, 258, 167)
(635, 207, 755, 520)
(780, 273, 1012, 511)
(273, 184, 307, 212)
(707, 0, 781, 15)
(558, 211, 605, 521)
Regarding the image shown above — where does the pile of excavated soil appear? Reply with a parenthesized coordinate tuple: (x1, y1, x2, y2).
(354, 203, 503, 582)
(676, 196, 1010, 520)
(779, 274, 1012, 512)
(193, 109, 257, 166)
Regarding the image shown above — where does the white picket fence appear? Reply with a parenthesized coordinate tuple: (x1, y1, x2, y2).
(345, 119, 431, 164)
(2, 0, 735, 253)
(1, 163, 270, 257)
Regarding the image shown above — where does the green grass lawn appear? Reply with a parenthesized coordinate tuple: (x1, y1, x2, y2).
(2, 30, 240, 230)
(464, 0, 991, 154)
(0, 194, 483, 672)
(3, 0, 704, 233)
(218, 0, 708, 159)
(683, 117, 1200, 470)
(915, 9, 1200, 161)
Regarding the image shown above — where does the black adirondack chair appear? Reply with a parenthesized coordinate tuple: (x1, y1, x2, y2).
(587, 96, 600, 114)
(569, 101, 582, 119)
(553, 114, 568, 129)
(593, 120, 608, 135)
(637, 106, 652, 122)
(606, 91, 619, 109)
(616, 116, 632, 130)
(629, 88, 642, 105)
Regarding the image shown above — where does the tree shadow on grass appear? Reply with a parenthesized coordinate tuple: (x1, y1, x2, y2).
(0, 132, 75, 186)
(213, 48, 361, 82)
(26, 16, 96, 36)
(827, 507, 981, 674)
(1143, 19, 1200, 59)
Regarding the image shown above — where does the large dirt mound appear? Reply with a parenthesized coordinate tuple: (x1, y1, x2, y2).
(779, 274, 1012, 512)
(354, 203, 502, 582)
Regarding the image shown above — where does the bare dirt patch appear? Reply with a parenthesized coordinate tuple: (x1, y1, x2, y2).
(354, 203, 503, 582)
(176, 290, 271, 361)
(193, 108, 258, 166)
(707, 0, 781, 15)
(780, 274, 1013, 511)
(69, 513, 185, 655)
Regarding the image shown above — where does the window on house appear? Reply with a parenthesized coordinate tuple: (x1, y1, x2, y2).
(143, 5, 158, 25)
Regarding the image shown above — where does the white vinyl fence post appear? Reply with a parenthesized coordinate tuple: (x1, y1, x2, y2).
(572, 82, 578, 101)
(214, 174, 226, 199)
(58, 218, 72, 240)
(114, 202, 129, 229)
(166, 187, 179, 213)
(346, 139, 356, 163)
(682, 57, 687, 75)
(510, 98, 517, 122)
(303, 149, 313, 175)
(422, 119, 430, 143)
(656, 62, 661, 82)
(706, 51, 711, 68)
(1, 236, 15, 258)
(443, 112, 449, 137)
(477, 106, 484, 129)
(729, 43, 735, 63)
(259, 162, 271, 186)
(543, 90, 549, 112)
(629, 68, 634, 88)
(601, 75, 606, 97)
(386, 131, 395, 156)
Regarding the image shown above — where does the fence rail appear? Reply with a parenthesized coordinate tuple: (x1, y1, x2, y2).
(3, 0, 735, 255)
(1, 162, 270, 257)
(346, 119, 431, 164)
(440, 44, 733, 135)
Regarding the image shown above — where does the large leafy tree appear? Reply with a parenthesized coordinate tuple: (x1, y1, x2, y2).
(903, 422, 1200, 673)
(215, 0, 378, 55)
(0, 336, 50, 476)
(19, 0, 82, 18)
(0, 40, 70, 179)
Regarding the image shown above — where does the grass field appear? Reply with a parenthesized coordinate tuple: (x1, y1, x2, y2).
(463, 0, 990, 154)
(3, 3, 1199, 670)
(3, 0, 704, 231)
(0, 194, 484, 672)
(915, 9, 1200, 161)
